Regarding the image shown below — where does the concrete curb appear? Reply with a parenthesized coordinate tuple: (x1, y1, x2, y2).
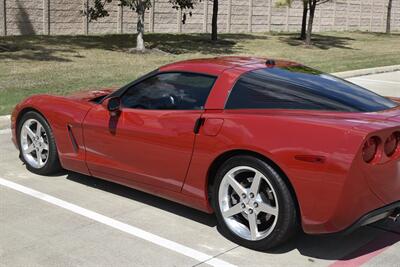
(333, 65, 400, 79)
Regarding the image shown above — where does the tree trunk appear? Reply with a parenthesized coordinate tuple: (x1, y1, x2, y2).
(305, 0, 316, 45)
(386, 0, 393, 34)
(300, 0, 308, 40)
(211, 0, 218, 41)
(136, 5, 146, 51)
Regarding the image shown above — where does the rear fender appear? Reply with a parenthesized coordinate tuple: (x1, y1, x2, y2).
(183, 112, 373, 228)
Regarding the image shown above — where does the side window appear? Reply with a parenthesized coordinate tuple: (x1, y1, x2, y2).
(121, 72, 216, 110)
(225, 73, 338, 110)
(226, 68, 397, 112)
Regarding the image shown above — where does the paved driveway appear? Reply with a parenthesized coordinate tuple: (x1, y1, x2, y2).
(347, 71, 400, 97)
(0, 72, 399, 267)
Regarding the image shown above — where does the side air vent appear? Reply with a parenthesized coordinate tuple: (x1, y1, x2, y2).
(67, 124, 79, 153)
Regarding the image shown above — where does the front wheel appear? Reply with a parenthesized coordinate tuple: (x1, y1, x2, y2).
(212, 155, 298, 250)
(18, 111, 62, 175)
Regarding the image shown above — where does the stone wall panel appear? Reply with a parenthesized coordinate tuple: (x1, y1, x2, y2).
(2, 0, 399, 36)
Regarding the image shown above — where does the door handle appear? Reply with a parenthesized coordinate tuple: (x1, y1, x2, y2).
(193, 118, 205, 134)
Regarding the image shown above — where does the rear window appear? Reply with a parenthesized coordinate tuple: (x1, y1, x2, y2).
(225, 66, 398, 112)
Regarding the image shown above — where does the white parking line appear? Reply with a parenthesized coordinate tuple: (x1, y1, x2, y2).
(0, 177, 237, 267)
(350, 78, 400, 85)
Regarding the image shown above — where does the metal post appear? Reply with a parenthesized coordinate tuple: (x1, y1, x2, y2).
(369, 1, 373, 31)
(83, 0, 89, 35)
(381, 1, 385, 32)
(203, 0, 208, 32)
(268, 0, 272, 32)
(118, 5, 123, 33)
(227, 0, 231, 33)
(285, 6, 289, 32)
(346, 0, 349, 31)
(149, 0, 155, 32)
(359, 0, 362, 29)
(177, 8, 182, 33)
(248, 0, 253, 32)
(318, 8, 322, 32)
(43, 0, 50, 35)
(333, 0, 336, 30)
(1, 0, 6, 36)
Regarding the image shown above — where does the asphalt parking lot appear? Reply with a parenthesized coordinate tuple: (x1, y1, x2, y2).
(1, 71, 399, 267)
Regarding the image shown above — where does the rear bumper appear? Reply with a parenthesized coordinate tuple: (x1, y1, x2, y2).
(339, 201, 400, 235)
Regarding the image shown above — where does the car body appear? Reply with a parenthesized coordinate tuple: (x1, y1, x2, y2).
(11, 57, 400, 242)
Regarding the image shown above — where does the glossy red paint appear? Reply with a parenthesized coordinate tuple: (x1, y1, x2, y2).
(11, 57, 400, 234)
(83, 105, 200, 192)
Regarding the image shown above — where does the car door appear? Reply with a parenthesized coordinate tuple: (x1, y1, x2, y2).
(83, 72, 217, 192)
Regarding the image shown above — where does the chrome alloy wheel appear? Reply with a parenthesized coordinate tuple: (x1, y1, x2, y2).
(20, 119, 49, 169)
(218, 166, 279, 241)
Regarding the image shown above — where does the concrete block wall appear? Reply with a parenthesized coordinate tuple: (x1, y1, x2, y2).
(50, 0, 82, 35)
(5, 0, 44, 35)
(1, 0, 399, 36)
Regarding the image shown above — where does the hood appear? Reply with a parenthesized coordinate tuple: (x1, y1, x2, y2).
(66, 88, 117, 102)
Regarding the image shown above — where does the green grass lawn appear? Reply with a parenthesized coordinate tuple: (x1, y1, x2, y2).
(1, 31, 399, 115)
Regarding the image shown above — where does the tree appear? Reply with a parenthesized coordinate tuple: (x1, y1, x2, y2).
(386, 0, 393, 34)
(276, 0, 308, 40)
(277, 0, 331, 44)
(305, 0, 331, 45)
(85, 0, 196, 51)
(194, 0, 218, 41)
(211, 0, 218, 41)
(300, 0, 308, 40)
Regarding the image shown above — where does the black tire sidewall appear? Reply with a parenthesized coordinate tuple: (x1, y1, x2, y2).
(17, 111, 61, 175)
(212, 155, 298, 251)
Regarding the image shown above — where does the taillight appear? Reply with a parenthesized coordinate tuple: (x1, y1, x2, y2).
(384, 132, 400, 157)
(363, 136, 380, 163)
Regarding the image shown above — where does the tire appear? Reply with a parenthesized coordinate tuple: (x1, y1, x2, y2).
(212, 155, 298, 251)
(17, 111, 62, 175)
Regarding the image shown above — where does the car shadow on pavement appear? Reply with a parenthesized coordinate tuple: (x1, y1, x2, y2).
(268, 226, 400, 261)
(66, 171, 217, 227)
(65, 171, 400, 261)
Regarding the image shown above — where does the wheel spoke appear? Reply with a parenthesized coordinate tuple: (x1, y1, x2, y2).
(227, 174, 247, 195)
(24, 125, 36, 139)
(36, 123, 42, 137)
(42, 142, 49, 150)
(248, 212, 259, 240)
(257, 202, 278, 217)
(36, 149, 43, 167)
(250, 172, 262, 195)
(222, 203, 244, 218)
(25, 144, 35, 154)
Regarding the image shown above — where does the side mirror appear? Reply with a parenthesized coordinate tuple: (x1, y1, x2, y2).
(106, 96, 121, 116)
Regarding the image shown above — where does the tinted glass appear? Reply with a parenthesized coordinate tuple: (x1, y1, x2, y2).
(226, 66, 397, 112)
(122, 72, 216, 110)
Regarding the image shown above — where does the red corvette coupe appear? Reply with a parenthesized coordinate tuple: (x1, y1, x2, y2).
(11, 57, 400, 250)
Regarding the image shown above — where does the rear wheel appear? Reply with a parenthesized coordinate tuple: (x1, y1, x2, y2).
(18, 111, 62, 175)
(212, 155, 298, 250)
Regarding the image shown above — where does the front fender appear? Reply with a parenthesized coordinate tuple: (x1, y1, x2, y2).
(12, 94, 95, 175)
